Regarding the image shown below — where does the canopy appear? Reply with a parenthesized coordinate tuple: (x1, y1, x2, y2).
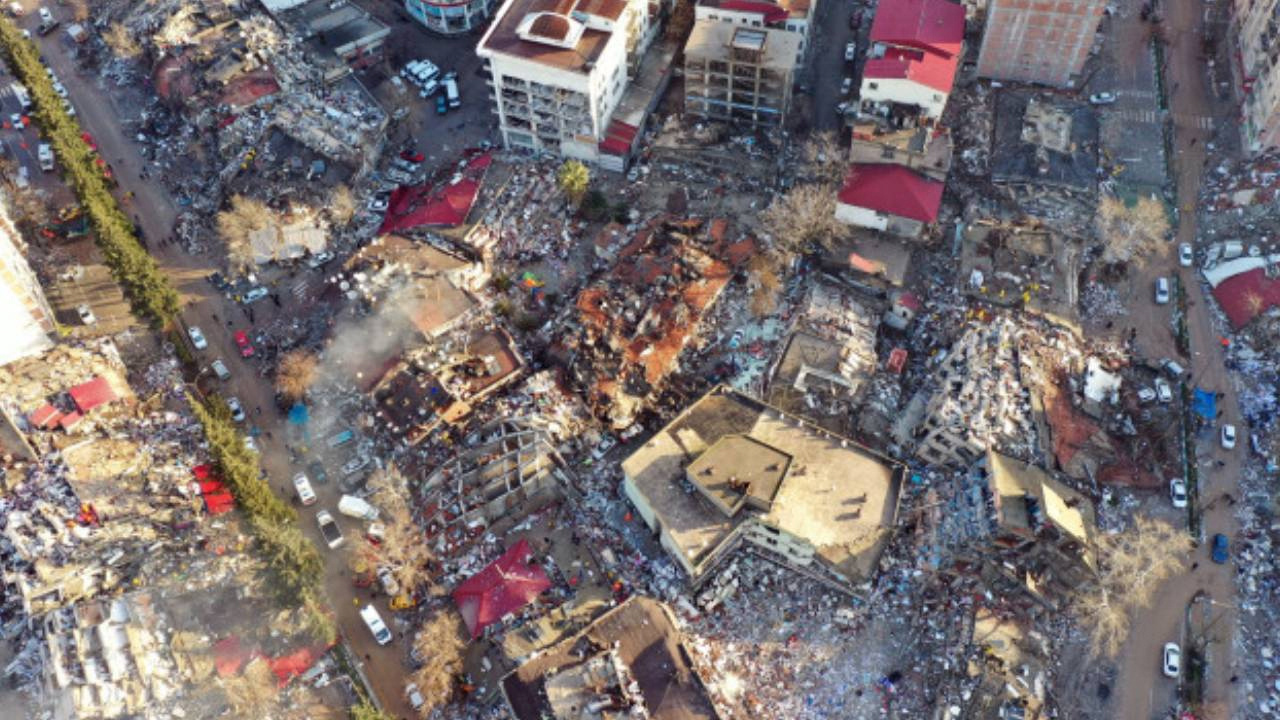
(1192, 388, 1217, 421)
(452, 538, 550, 639)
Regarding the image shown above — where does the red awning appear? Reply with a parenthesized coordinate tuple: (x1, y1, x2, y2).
(68, 376, 118, 413)
(452, 538, 551, 639)
(377, 152, 491, 234)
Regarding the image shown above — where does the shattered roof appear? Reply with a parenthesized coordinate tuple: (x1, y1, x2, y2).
(502, 597, 720, 720)
(983, 450, 1096, 556)
(990, 92, 1099, 192)
(452, 538, 552, 639)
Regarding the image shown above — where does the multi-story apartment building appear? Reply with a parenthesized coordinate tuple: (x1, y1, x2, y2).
(406, 0, 498, 34)
(1234, 0, 1280, 153)
(976, 0, 1104, 87)
(0, 196, 55, 367)
(477, 0, 661, 166)
(683, 21, 799, 128)
(694, 0, 815, 65)
(860, 0, 965, 122)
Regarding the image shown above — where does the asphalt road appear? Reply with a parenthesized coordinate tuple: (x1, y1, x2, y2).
(25, 5, 421, 716)
(807, 0, 862, 133)
(1111, 0, 1243, 712)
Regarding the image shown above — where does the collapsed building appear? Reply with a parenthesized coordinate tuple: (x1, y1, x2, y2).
(990, 93, 1099, 226)
(420, 418, 575, 562)
(961, 221, 1082, 328)
(622, 386, 905, 594)
(555, 216, 752, 428)
(501, 596, 721, 719)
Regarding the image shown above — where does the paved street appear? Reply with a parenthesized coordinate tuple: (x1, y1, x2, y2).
(807, 0, 863, 133)
(1110, 0, 1243, 713)
(19, 4, 456, 717)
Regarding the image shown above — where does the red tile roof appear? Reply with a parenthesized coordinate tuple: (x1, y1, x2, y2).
(837, 164, 944, 223)
(452, 539, 552, 639)
(717, 0, 790, 23)
(862, 45, 959, 93)
(68, 376, 118, 414)
(869, 0, 965, 56)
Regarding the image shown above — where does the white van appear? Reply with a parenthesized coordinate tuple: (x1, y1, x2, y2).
(338, 494, 379, 521)
(360, 605, 393, 645)
(444, 78, 460, 108)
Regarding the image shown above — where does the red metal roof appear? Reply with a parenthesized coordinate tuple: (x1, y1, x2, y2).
(68, 376, 118, 414)
(717, 0, 790, 23)
(452, 538, 551, 639)
(1212, 267, 1280, 328)
(837, 164, 944, 223)
(869, 0, 965, 56)
(862, 45, 959, 93)
(28, 404, 63, 429)
(378, 153, 492, 234)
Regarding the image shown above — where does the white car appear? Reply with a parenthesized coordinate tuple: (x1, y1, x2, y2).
(359, 604, 392, 645)
(244, 435, 259, 453)
(367, 196, 388, 211)
(377, 566, 400, 596)
(1089, 92, 1117, 105)
(405, 683, 425, 711)
(76, 304, 96, 325)
(1154, 377, 1172, 404)
(317, 510, 345, 549)
(293, 473, 317, 506)
(211, 358, 231, 381)
(591, 434, 616, 460)
(226, 397, 246, 423)
(51, 81, 67, 98)
(9, 113, 23, 129)
(306, 251, 334, 269)
(1137, 387, 1157, 404)
(1179, 243, 1193, 267)
(844, 41, 856, 61)
(37, 6, 51, 23)
(840, 77, 853, 95)
(1169, 478, 1188, 508)
(1154, 277, 1170, 305)
(187, 326, 208, 350)
(1221, 424, 1237, 450)
(1162, 642, 1181, 678)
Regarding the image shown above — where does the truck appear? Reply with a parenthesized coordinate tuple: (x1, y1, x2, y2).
(37, 143, 53, 172)
(338, 494, 379, 521)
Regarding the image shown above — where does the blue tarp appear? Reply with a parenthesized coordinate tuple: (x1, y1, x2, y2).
(1193, 388, 1217, 420)
(288, 403, 309, 425)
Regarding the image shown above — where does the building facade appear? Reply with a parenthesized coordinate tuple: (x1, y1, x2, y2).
(975, 0, 1104, 87)
(860, 0, 965, 121)
(477, 0, 658, 164)
(1234, 0, 1280, 153)
(406, 0, 498, 34)
(0, 197, 55, 367)
(683, 21, 799, 128)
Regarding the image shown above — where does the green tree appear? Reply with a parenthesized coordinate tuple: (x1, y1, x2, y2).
(350, 700, 394, 720)
(556, 160, 590, 205)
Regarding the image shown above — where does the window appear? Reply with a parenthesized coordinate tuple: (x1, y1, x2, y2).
(868, 82, 878, 90)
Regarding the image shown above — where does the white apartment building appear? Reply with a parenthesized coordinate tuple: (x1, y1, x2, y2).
(0, 196, 55, 367)
(477, 0, 658, 165)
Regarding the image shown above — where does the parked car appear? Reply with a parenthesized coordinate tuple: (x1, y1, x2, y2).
(1154, 276, 1170, 305)
(1162, 642, 1181, 678)
(1169, 478, 1188, 508)
(368, 196, 388, 211)
(293, 473, 317, 506)
(844, 41, 856, 61)
(1154, 377, 1172, 403)
(338, 494, 379, 521)
(233, 329, 255, 358)
(1221, 423, 1237, 449)
(1137, 386, 1157, 404)
(210, 358, 231, 380)
(1089, 92, 1117, 105)
(1179, 243, 1194, 267)
(840, 77, 853, 94)
(306, 250, 334, 269)
(377, 566, 400, 596)
(226, 397, 246, 423)
(9, 113, 24, 129)
(51, 80, 66, 98)
(405, 684, 425, 711)
(342, 454, 371, 476)
(307, 459, 328, 485)
(1211, 533, 1230, 563)
(37, 6, 51, 24)
(1161, 358, 1186, 378)
(317, 510, 345, 549)
(242, 287, 269, 304)
(436, 94, 448, 115)
(207, 272, 232, 291)
(76, 304, 96, 325)
(359, 604, 392, 644)
(187, 326, 208, 350)
(244, 436, 258, 453)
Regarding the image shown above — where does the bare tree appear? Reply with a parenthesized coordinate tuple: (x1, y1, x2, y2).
(1096, 194, 1172, 266)
(410, 610, 467, 712)
(328, 185, 357, 226)
(103, 23, 142, 60)
(276, 350, 319, 403)
(747, 252, 784, 317)
(801, 131, 846, 185)
(1072, 516, 1192, 657)
(218, 195, 275, 276)
(364, 467, 436, 594)
(759, 183, 843, 257)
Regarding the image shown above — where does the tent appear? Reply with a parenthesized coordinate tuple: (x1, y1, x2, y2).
(452, 538, 551, 639)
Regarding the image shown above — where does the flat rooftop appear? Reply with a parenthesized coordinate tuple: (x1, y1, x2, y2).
(502, 596, 720, 720)
(623, 388, 902, 580)
(684, 19, 801, 71)
(480, 0, 624, 73)
(687, 435, 790, 515)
